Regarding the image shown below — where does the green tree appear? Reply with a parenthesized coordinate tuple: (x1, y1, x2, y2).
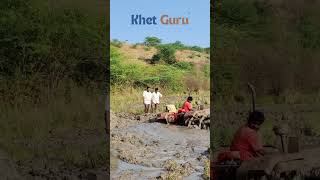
(152, 45, 177, 65)
(144, 36, 161, 46)
(151, 53, 161, 64)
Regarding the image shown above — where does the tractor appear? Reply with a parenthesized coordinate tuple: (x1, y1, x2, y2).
(211, 83, 320, 180)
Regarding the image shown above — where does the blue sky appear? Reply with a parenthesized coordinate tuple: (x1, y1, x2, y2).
(110, 0, 210, 48)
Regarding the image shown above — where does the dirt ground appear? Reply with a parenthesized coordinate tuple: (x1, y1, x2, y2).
(2, 128, 108, 180)
(110, 112, 210, 180)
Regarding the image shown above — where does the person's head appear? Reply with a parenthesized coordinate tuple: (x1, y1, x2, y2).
(247, 110, 265, 131)
(155, 88, 158, 92)
(187, 96, 193, 102)
(146, 86, 150, 92)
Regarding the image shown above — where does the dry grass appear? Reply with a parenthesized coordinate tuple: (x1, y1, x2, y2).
(110, 43, 210, 113)
(118, 44, 157, 61)
(111, 86, 209, 114)
(175, 49, 209, 63)
(202, 159, 210, 180)
(118, 43, 209, 63)
(159, 160, 193, 180)
(0, 85, 107, 170)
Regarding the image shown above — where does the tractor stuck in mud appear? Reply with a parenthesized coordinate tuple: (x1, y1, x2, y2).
(211, 83, 320, 180)
(212, 125, 320, 180)
(155, 103, 210, 130)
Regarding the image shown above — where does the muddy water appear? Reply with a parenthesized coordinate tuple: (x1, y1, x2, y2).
(111, 121, 209, 180)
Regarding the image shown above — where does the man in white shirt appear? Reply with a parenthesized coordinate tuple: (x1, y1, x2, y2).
(151, 88, 163, 112)
(143, 86, 152, 113)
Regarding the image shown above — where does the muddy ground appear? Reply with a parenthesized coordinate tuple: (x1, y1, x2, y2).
(110, 112, 210, 180)
(0, 129, 108, 180)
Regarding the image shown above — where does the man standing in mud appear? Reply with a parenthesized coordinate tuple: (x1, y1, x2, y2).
(151, 88, 162, 113)
(143, 86, 152, 113)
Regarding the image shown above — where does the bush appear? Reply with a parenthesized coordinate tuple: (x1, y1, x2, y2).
(110, 47, 145, 86)
(153, 45, 177, 64)
(212, 0, 320, 103)
(151, 53, 161, 64)
(174, 62, 193, 70)
(170, 41, 185, 50)
(144, 36, 161, 46)
(111, 39, 123, 48)
(0, 0, 107, 171)
(144, 46, 150, 51)
(132, 44, 138, 49)
(0, 0, 106, 102)
(203, 64, 210, 78)
(189, 46, 204, 52)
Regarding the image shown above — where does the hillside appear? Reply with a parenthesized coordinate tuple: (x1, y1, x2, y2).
(110, 43, 210, 179)
(118, 43, 209, 65)
(213, 0, 320, 104)
(110, 41, 210, 113)
(0, 1, 107, 178)
(211, 0, 320, 169)
(111, 41, 210, 89)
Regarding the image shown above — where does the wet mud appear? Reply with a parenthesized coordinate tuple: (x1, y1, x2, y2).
(111, 112, 210, 180)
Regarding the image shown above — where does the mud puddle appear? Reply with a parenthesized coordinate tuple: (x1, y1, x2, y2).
(111, 114, 209, 180)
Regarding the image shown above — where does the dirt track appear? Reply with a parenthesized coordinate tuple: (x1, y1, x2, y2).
(110, 112, 210, 180)
(11, 128, 108, 180)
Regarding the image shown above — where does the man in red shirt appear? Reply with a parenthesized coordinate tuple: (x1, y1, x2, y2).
(177, 96, 193, 125)
(230, 110, 265, 160)
(212, 111, 266, 180)
(181, 96, 193, 112)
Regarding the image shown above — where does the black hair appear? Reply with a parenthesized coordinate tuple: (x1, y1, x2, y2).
(155, 88, 158, 91)
(248, 110, 265, 124)
(147, 86, 150, 89)
(187, 96, 193, 101)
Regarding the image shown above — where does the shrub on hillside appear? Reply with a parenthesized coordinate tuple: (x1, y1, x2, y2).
(151, 54, 161, 64)
(144, 36, 161, 46)
(152, 45, 177, 64)
(111, 39, 123, 48)
(0, 1, 106, 102)
(132, 43, 139, 49)
(162, 41, 206, 52)
(174, 62, 194, 71)
(171, 41, 185, 50)
(110, 46, 147, 85)
(203, 64, 210, 78)
(185, 76, 202, 92)
(204, 48, 210, 54)
(189, 46, 204, 52)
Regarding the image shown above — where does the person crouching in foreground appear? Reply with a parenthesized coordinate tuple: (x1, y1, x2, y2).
(230, 110, 265, 160)
(211, 110, 266, 179)
(180, 96, 193, 113)
(177, 96, 193, 125)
